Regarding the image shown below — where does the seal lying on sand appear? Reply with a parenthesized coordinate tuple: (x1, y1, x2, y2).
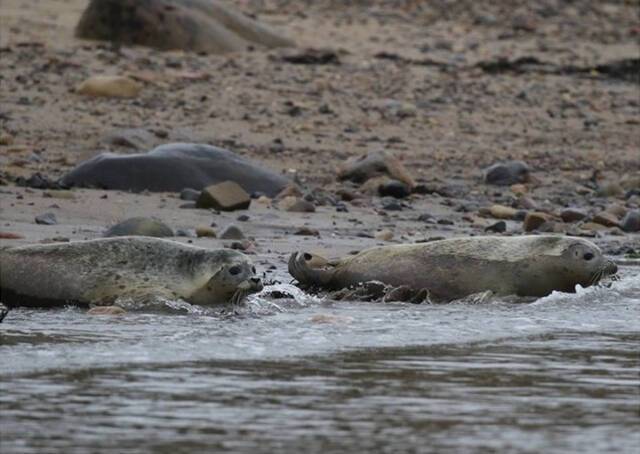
(60, 143, 290, 197)
(288, 236, 617, 301)
(0, 237, 263, 309)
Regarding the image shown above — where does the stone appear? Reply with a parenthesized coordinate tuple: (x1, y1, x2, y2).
(485, 221, 507, 233)
(517, 196, 538, 210)
(484, 160, 530, 186)
(281, 196, 315, 213)
(0, 134, 14, 146)
(195, 226, 217, 238)
(61, 143, 290, 197)
(378, 180, 411, 198)
(76, 0, 293, 54)
(605, 204, 627, 218)
(196, 181, 251, 211)
(236, 214, 250, 222)
(337, 151, 415, 188)
(592, 212, 620, 228)
(510, 184, 528, 195)
(375, 230, 394, 241)
(180, 188, 200, 201)
(294, 227, 319, 236)
(488, 204, 518, 220)
(220, 225, 245, 240)
(76, 75, 142, 98)
(381, 197, 403, 211)
(43, 190, 76, 200)
(104, 217, 173, 237)
(104, 128, 156, 150)
(596, 182, 624, 198)
(621, 211, 640, 232)
(35, 213, 57, 225)
(581, 222, 609, 232)
(560, 208, 588, 223)
(523, 212, 553, 232)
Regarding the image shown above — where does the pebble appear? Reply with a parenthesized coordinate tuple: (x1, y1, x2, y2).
(282, 197, 316, 213)
(581, 222, 609, 232)
(605, 204, 627, 218)
(560, 208, 588, 223)
(76, 75, 142, 98)
(523, 212, 553, 232)
(35, 212, 57, 225)
(180, 188, 200, 201)
(195, 226, 217, 238)
(104, 217, 173, 237)
(196, 181, 251, 211)
(337, 151, 415, 187)
(87, 306, 126, 316)
(0, 134, 14, 146)
(620, 210, 640, 232)
(378, 180, 411, 198)
(43, 190, 76, 200)
(484, 160, 530, 186)
(220, 225, 245, 240)
(236, 214, 250, 222)
(591, 212, 620, 228)
(488, 204, 518, 220)
(596, 182, 624, 198)
(294, 227, 319, 236)
(375, 230, 394, 241)
(510, 184, 528, 195)
(381, 197, 403, 211)
(485, 221, 507, 233)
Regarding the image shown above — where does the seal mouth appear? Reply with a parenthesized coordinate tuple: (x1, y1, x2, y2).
(588, 260, 619, 286)
(231, 278, 264, 304)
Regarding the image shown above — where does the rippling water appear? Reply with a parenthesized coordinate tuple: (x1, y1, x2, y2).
(1, 267, 639, 453)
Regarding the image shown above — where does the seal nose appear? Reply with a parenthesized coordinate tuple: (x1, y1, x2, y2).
(250, 277, 263, 291)
(608, 261, 618, 275)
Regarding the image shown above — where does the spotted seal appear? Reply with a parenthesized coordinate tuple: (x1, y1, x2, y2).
(288, 235, 617, 301)
(0, 237, 263, 309)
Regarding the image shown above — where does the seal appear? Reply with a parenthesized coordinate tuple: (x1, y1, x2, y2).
(0, 237, 263, 309)
(288, 235, 618, 301)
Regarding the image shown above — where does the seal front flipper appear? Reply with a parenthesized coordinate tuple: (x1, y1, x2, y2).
(288, 252, 334, 288)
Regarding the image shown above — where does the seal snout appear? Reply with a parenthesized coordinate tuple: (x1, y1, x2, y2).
(249, 277, 263, 292)
(605, 260, 618, 276)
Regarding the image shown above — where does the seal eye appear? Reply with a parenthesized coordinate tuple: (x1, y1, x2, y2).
(252, 266, 256, 274)
(583, 252, 594, 261)
(229, 265, 242, 276)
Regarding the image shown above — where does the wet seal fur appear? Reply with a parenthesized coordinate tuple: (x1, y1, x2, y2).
(0, 237, 263, 309)
(289, 235, 618, 301)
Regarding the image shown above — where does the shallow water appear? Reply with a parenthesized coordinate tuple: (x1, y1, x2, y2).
(1, 267, 639, 453)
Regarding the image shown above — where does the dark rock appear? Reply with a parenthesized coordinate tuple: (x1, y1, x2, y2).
(104, 217, 173, 237)
(175, 228, 195, 237)
(236, 214, 250, 222)
(523, 212, 553, 232)
(279, 48, 340, 65)
(35, 212, 57, 225)
(560, 207, 588, 223)
(220, 225, 245, 240)
(16, 173, 66, 190)
(180, 188, 200, 201)
(195, 226, 217, 238)
(485, 221, 507, 233)
(417, 213, 435, 223)
(76, 0, 293, 54)
(284, 198, 316, 213)
(484, 160, 530, 186)
(378, 180, 411, 198)
(620, 211, 640, 232)
(592, 212, 620, 228)
(61, 143, 290, 197)
(294, 227, 319, 236)
(381, 197, 403, 211)
(196, 181, 251, 211)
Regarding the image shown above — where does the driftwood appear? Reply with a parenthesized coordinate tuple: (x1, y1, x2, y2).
(76, 0, 294, 54)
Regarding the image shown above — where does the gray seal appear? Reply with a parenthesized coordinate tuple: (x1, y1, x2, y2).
(289, 235, 617, 300)
(0, 237, 263, 308)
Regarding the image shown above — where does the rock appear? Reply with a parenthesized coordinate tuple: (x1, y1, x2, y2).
(360, 176, 392, 196)
(275, 184, 303, 199)
(294, 227, 319, 236)
(510, 184, 528, 195)
(43, 190, 76, 200)
(236, 214, 250, 222)
(16, 172, 65, 190)
(195, 226, 217, 238)
(0, 232, 24, 239)
(560, 208, 588, 223)
(517, 196, 538, 210)
(104, 128, 156, 150)
(281, 196, 316, 213)
(484, 160, 530, 186)
(180, 188, 200, 201)
(596, 182, 624, 198)
(0, 134, 14, 146)
(381, 197, 403, 211)
(87, 306, 126, 316)
(371, 99, 418, 119)
(621, 210, 640, 232)
(280, 48, 340, 65)
(104, 217, 173, 237)
(378, 180, 411, 198)
(197, 181, 251, 211)
(375, 230, 394, 241)
(523, 212, 553, 232)
(485, 221, 507, 233)
(605, 204, 627, 218)
(592, 212, 620, 228)
(338, 151, 415, 188)
(76, 75, 142, 98)
(76, 0, 293, 54)
(220, 225, 245, 240)
(488, 204, 518, 220)
(581, 222, 609, 232)
(35, 213, 57, 225)
(61, 143, 290, 197)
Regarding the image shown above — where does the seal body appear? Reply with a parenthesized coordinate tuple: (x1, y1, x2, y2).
(0, 237, 262, 308)
(289, 236, 617, 301)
